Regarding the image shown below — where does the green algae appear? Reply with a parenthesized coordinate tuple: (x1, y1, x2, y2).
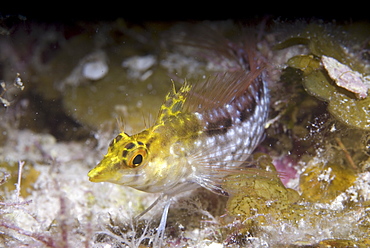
(62, 63, 169, 131)
(275, 23, 369, 73)
(328, 93, 370, 130)
(300, 161, 357, 203)
(221, 152, 369, 246)
(224, 153, 300, 225)
(287, 55, 321, 76)
(301, 63, 370, 130)
(318, 238, 370, 248)
(277, 23, 370, 130)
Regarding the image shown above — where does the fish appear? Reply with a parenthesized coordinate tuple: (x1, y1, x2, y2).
(88, 27, 270, 245)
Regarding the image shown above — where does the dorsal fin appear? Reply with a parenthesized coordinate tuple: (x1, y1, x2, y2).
(171, 24, 265, 114)
(156, 80, 192, 124)
(184, 68, 263, 114)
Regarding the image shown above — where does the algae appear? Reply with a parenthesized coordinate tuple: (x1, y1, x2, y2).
(278, 23, 370, 130)
(300, 161, 357, 203)
(224, 153, 301, 225)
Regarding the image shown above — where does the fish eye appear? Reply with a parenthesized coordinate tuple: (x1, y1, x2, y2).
(132, 154, 143, 165)
(127, 148, 147, 168)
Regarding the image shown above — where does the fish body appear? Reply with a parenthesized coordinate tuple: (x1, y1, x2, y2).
(88, 74, 269, 197)
(88, 33, 270, 197)
(87, 28, 270, 247)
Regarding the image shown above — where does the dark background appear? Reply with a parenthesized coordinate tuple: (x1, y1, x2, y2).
(1, 3, 368, 24)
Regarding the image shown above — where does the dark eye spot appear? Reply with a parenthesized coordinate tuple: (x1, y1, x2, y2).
(109, 134, 123, 147)
(122, 150, 128, 158)
(132, 154, 143, 165)
(115, 134, 123, 142)
(125, 142, 136, 150)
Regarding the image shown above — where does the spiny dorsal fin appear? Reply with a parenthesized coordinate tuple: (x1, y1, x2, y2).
(184, 69, 263, 113)
(156, 80, 192, 124)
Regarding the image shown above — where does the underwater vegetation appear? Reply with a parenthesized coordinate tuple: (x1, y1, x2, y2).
(0, 17, 370, 247)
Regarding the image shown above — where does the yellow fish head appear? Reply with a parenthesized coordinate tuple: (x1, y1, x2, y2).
(88, 132, 150, 187)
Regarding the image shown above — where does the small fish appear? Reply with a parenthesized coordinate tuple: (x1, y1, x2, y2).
(88, 29, 270, 245)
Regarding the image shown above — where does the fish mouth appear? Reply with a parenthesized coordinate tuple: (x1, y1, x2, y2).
(87, 168, 106, 182)
(87, 162, 115, 183)
(87, 162, 138, 184)
(87, 158, 121, 183)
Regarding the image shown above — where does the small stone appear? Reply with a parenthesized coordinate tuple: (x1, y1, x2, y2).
(321, 55, 369, 99)
(82, 60, 109, 80)
(122, 55, 156, 72)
